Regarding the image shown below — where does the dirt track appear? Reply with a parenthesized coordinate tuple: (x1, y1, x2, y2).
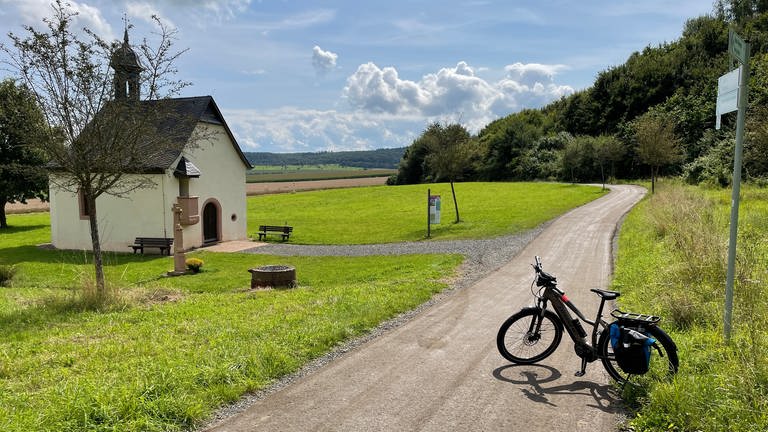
(204, 185, 647, 432)
(5, 177, 390, 214)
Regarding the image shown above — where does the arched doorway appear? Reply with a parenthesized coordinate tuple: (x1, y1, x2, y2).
(202, 201, 220, 245)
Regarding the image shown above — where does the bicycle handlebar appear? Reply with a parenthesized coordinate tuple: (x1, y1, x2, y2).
(532, 256, 557, 287)
(533, 255, 543, 273)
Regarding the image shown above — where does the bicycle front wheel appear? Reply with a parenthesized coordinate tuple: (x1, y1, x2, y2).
(598, 323, 679, 384)
(497, 307, 563, 364)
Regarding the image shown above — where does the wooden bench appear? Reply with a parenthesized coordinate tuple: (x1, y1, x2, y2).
(258, 225, 293, 241)
(131, 237, 173, 255)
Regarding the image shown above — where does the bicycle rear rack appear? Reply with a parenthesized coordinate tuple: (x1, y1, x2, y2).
(611, 309, 661, 324)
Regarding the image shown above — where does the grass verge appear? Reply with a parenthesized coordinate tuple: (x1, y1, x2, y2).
(248, 182, 606, 244)
(0, 214, 462, 431)
(611, 181, 768, 431)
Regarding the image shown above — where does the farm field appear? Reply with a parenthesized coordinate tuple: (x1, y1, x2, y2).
(246, 165, 395, 183)
(6, 178, 392, 213)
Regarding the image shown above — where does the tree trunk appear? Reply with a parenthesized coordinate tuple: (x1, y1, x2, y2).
(0, 198, 7, 228)
(600, 164, 606, 191)
(450, 181, 460, 223)
(86, 193, 106, 296)
(651, 166, 656, 194)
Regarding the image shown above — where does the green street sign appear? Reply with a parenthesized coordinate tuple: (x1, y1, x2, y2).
(729, 29, 748, 64)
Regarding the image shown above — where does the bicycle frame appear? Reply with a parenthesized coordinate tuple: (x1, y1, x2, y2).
(498, 256, 678, 382)
(533, 282, 613, 375)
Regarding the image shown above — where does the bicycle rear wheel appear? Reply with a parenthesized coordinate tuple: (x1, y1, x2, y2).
(598, 323, 678, 384)
(497, 307, 563, 364)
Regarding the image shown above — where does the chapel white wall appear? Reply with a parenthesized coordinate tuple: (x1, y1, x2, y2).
(49, 122, 248, 253)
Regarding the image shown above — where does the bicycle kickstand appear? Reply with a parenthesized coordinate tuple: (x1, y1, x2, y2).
(575, 358, 587, 377)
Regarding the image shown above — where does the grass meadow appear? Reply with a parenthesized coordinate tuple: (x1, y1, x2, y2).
(248, 182, 606, 244)
(611, 181, 768, 431)
(0, 182, 604, 431)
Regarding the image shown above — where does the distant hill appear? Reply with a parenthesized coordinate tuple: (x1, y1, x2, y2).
(244, 147, 406, 169)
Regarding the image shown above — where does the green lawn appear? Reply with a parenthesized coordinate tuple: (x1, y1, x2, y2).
(248, 182, 606, 244)
(0, 213, 462, 431)
(0, 182, 606, 431)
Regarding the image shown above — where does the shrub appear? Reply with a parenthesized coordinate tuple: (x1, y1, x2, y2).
(0, 265, 16, 286)
(185, 258, 204, 273)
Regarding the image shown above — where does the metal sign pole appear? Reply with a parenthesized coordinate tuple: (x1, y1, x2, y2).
(427, 188, 431, 238)
(724, 32, 750, 342)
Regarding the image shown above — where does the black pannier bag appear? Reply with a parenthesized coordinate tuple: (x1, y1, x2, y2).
(609, 323, 656, 375)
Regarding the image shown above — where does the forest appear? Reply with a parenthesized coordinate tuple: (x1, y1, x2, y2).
(392, 1, 768, 188)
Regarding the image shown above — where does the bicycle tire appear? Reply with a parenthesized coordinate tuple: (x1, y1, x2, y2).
(598, 322, 679, 384)
(497, 307, 563, 364)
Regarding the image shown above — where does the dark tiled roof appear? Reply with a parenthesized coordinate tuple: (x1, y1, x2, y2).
(50, 96, 251, 176)
(174, 156, 201, 178)
(138, 96, 251, 172)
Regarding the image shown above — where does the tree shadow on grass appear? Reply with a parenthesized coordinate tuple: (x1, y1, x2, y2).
(0, 245, 169, 266)
(0, 224, 49, 234)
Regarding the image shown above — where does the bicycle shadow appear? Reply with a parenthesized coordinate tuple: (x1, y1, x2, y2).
(492, 364, 622, 414)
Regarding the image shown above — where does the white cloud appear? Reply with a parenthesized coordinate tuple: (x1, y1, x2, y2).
(224, 107, 423, 152)
(126, 2, 176, 29)
(503, 62, 568, 87)
(5, 0, 114, 40)
(343, 60, 574, 132)
(240, 8, 336, 34)
(224, 60, 576, 153)
(312, 45, 338, 75)
(200, 0, 252, 21)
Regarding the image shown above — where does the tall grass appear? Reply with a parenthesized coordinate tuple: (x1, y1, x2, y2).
(612, 182, 768, 431)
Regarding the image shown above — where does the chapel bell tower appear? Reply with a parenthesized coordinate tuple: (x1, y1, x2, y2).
(110, 29, 142, 101)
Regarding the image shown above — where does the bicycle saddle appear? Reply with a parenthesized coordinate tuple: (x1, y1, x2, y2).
(590, 288, 620, 300)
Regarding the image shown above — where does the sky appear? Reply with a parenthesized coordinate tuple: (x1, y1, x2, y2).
(0, 0, 714, 154)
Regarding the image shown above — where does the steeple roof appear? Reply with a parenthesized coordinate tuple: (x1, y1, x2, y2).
(110, 29, 141, 72)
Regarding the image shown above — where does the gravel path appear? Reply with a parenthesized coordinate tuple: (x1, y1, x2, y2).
(241, 224, 547, 291)
(199, 224, 548, 431)
(202, 185, 644, 432)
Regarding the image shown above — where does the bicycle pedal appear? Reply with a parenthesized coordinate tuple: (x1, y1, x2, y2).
(574, 370, 586, 377)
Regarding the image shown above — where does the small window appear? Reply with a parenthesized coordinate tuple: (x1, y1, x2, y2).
(78, 189, 91, 220)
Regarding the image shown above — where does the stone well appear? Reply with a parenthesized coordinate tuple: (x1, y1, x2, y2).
(249, 265, 297, 289)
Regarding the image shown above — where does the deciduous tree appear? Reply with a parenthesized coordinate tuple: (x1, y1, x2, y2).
(634, 113, 684, 193)
(423, 122, 474, 223)
(0, 79, 49, 228)
(1, 1, 200, 297)
(594, 135, 626, 189)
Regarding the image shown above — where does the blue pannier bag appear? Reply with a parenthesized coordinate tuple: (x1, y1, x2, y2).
(609, 323, 656, 375)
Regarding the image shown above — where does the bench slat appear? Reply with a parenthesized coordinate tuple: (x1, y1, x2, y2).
(131, 237, 173, 255)
(257, 225, 293, 241)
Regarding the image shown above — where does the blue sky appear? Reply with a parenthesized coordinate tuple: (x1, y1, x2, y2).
(0, 0, 714, 153)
